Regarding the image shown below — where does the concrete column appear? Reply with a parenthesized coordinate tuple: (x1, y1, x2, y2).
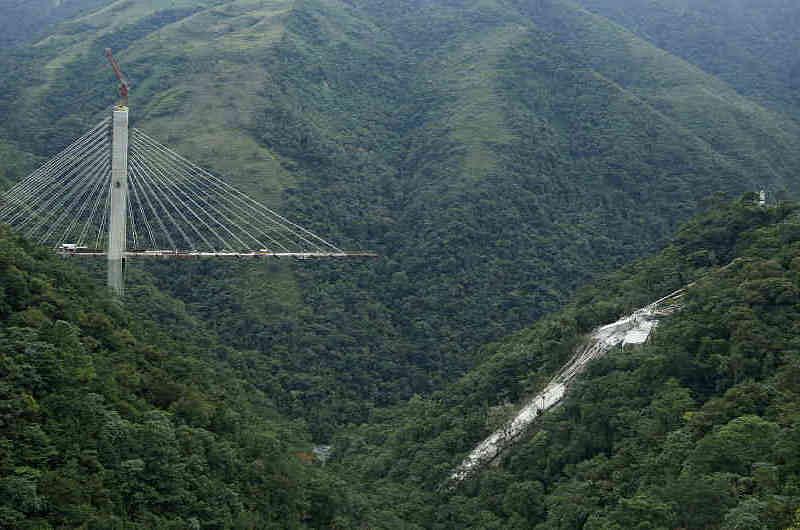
(108, 106, 128, 296)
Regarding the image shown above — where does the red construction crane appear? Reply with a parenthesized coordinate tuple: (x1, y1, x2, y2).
(104, 48, 129, 107)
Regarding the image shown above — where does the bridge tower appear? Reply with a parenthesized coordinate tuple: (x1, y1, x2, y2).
(105, 49, 130, 296)
(107, 105, 129, 295)
(0, 49, 374, 300)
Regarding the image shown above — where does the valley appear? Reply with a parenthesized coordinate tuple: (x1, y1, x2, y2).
(0, 0, 799, 528)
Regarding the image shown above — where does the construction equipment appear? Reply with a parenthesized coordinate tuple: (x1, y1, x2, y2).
(104, 48, 129, 107)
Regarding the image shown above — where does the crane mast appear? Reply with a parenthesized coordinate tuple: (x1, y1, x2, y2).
(104, 48, 129, 107)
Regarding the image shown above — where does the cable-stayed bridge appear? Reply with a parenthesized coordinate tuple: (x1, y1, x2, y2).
(0, 105, 374, 295)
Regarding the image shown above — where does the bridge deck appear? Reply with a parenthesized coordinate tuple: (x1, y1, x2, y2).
(57, 250, 378, 259)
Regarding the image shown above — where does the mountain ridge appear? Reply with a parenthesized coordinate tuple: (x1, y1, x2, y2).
(2, 0, 800, 435)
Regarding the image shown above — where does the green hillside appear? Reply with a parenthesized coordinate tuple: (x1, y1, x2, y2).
(2, 0, 800, 437)
(0, 226, 362, 528)
(4, 0, 800, 527)
(0, 0, 111, 47)
(575, 0, 800, 119)
(331, 197, 800, 529)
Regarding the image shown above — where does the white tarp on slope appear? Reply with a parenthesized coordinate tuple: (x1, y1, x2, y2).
(450, 289, 685, 483)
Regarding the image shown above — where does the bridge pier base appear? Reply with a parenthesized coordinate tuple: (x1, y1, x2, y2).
(107, 258, 125, 296)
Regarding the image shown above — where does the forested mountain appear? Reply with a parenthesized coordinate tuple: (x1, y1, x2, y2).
(331, 197, 800, 529)
(0, 0, 110, 47)
(0, 226, 360, 527)
(1, 1, 800, 527)
(575, 0, 800, 119)
(2, 0, 800, 437)
(3, 193, 798, 528)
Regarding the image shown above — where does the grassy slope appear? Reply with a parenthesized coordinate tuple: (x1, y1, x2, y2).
(0, 0, 112, 47)
(2, 0, 800, 436)
(13, 0, 291, 201)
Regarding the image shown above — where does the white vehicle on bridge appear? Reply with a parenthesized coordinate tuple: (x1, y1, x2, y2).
(59, 243, 89, 251)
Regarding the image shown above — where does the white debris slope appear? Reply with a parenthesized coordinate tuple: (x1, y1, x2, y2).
(450, 289, 686, 483)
